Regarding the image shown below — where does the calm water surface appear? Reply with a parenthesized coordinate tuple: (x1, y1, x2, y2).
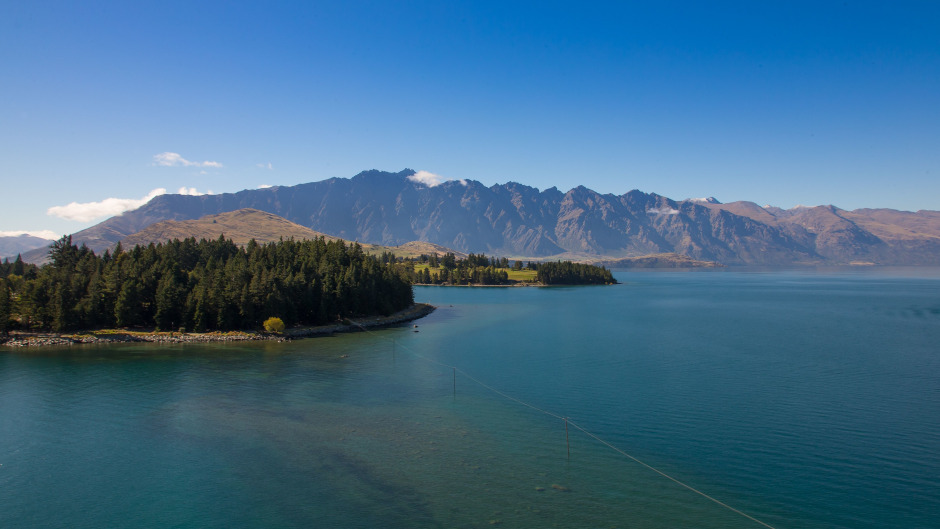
(2, 268, 939, 528)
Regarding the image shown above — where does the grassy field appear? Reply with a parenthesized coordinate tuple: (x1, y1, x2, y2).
(506, 268, 538, 281)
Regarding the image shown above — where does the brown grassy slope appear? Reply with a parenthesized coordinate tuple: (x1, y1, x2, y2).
(118, 208, 465, 258)
(391, 241, 469, 259)
(120, 209, 341, 248)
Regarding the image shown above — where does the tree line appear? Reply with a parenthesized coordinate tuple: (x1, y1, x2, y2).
(0, 240, 616, 335)
(535, 260, 617, 285)
(0, 235, 414, 334)
(406, 252, 615, 286)
(415, 264, 512, 286)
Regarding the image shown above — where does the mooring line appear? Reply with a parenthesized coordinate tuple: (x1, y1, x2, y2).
(566, 419, 779, 529)
(350, 318, 780, 529)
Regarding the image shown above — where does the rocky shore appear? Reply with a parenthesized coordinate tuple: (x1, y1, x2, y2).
(285, 302, 436, 338)
(0, 303, 436, 348)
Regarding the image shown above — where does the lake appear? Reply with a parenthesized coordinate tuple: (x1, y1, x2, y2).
(2, 268, 939, 528)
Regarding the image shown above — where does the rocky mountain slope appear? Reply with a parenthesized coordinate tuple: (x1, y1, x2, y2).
(24, 169, 940, 265)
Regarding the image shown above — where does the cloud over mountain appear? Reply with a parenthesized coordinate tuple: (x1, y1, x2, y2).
(46, 187, 211, 222)
(47, 188, 167, 222)
(407, 170, 466, 187)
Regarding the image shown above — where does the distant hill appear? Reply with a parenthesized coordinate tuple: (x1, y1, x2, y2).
(589, 253, 724, 268)
(23, 169, 940, 266)
(1, 234, 55, 260)
(389, 241, 468, 260)
(118, 208, 467, 260)
(120, 209, 340, 248)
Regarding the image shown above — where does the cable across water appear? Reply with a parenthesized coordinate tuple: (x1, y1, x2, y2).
(352, 318, 781, 529)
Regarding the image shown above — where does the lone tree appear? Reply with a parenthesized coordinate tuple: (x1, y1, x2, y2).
(263, 316, 285, 333)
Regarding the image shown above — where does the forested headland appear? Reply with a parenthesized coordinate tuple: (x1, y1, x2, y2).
(401, 252, 617, 286)
(0, 236, 413, 334)
(0, 238, 617, 338)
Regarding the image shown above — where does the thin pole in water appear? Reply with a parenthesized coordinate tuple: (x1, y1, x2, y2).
(565, 418, 570, 460)
(453, 367, 456, 397)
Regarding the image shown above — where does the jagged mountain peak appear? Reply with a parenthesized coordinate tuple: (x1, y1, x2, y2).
(352, 168, 416, 182)
(24, 169, 940, 266)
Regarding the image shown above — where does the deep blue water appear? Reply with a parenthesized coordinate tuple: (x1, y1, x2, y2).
(2, 268, 939, 528)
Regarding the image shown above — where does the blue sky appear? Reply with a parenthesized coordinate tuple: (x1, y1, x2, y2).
(2, 1, 938, 239)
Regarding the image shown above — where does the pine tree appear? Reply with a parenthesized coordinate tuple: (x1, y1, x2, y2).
(154, 274, 184, 331)
(114, 279, 143, 327)
(51, 282, 76, 332)
(12, 254, 25, 276)
(0, 278, 11, 335)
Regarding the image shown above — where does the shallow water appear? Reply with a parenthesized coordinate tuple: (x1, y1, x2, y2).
(2, 268, 939, 528)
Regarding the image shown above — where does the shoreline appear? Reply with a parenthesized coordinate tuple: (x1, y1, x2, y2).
(412, 280, 618, 287)
(413, 282, 540, 287)
(0, 303, 436, 349)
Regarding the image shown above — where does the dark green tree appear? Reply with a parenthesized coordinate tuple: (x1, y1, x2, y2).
(154, 274, 185, 331)
(12, 254, 26, 276)
(0, 278, 11, 335)
(114, 279, 144, 327)
(440, 252, 456, 270)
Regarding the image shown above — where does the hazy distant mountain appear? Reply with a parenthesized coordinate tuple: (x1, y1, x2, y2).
(23, 169, 940, 266)
(1, 234, 55, 260)
(694, 201, 940, 265)
(587, 253, 724, 268)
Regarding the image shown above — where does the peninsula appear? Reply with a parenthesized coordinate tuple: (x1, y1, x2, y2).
(0, 235, 414, 337)
(404, 252, 617, 286)
(0, 237, 613, 348)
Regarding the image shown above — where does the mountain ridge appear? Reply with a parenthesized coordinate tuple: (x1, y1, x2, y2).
(22, 169, 940, 265)
(1, 234, 55, 260)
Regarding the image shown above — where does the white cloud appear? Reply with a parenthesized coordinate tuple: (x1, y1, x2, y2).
(0, 230, 60, 240)
(46, 186, 218, 223)
(256, 162, 273, 170)
(407, 170, 467, 188)
(47, 188, 167, 222)
(177, 186, 212, 196)
(258, 184, 273, 189)
(646, 207, 680, 215)
(153, 152, 223, 168)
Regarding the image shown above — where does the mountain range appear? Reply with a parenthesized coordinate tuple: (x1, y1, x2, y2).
(20, 169, 940, 266)
(0, 234, 55, 260)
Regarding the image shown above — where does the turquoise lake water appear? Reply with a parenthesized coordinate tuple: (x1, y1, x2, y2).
(2, 268, 939, 528)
